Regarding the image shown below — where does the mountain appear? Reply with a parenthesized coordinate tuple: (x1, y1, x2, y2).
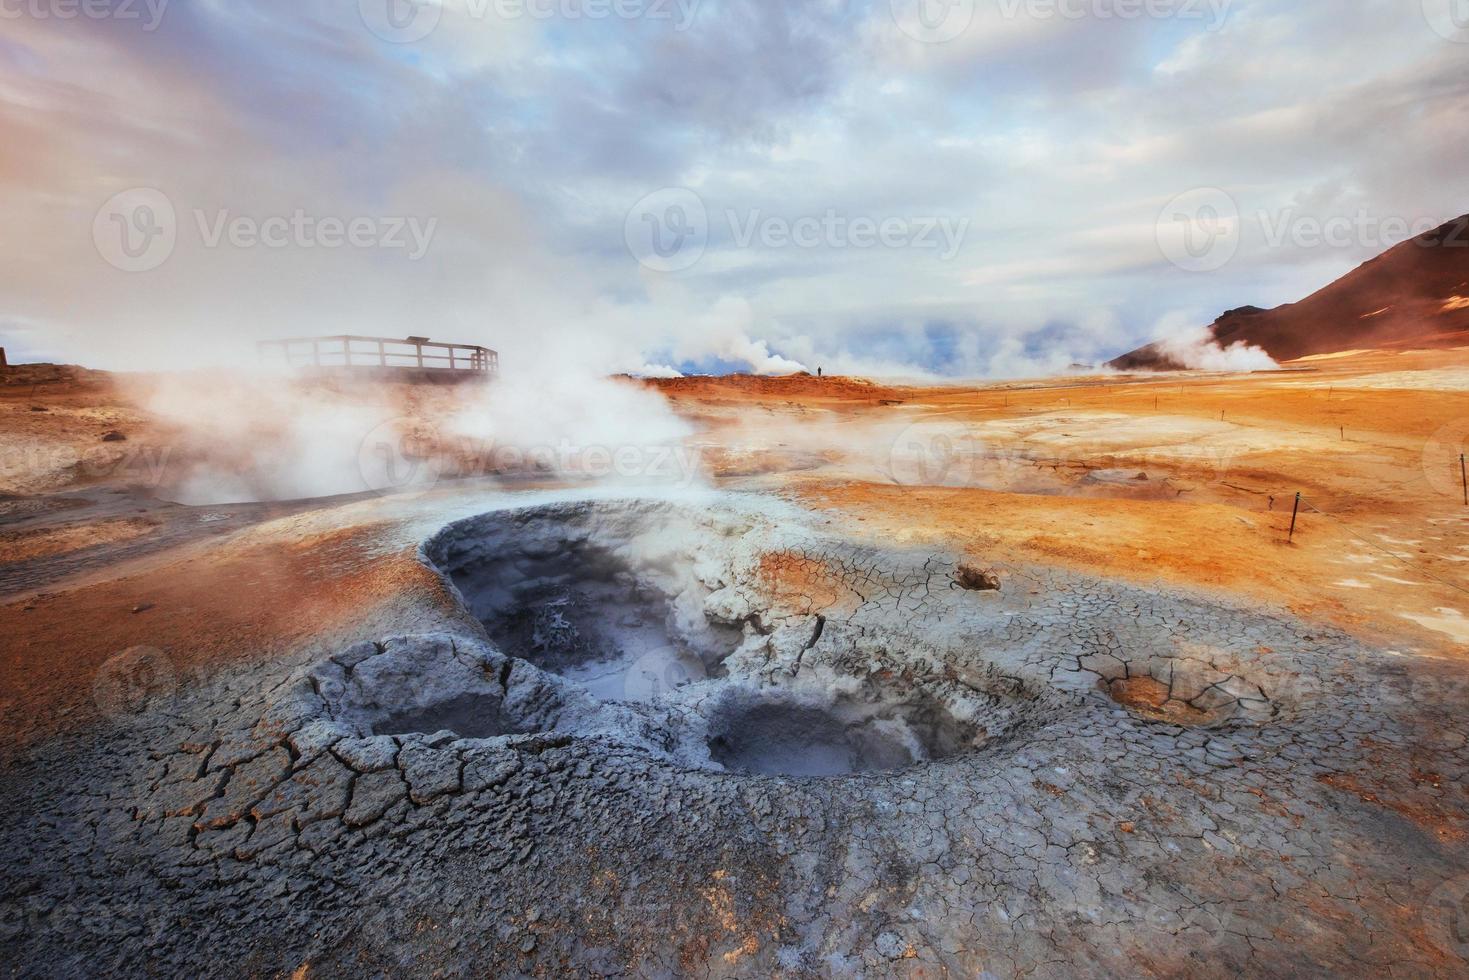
(1109, 213, 1469, 370)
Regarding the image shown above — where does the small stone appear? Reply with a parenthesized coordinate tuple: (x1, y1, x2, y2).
(101, 430, 127, 442)
(132, 603, 154, 614)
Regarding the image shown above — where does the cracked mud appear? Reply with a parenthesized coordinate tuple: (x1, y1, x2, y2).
(3, 494, 1468, 977)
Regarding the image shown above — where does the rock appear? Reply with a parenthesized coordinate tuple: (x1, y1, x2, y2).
(145, 768, 228, 821)
(344, 769, 406, 827)
(335, 735, 400, 773)
(194, 749, 291, 831)
(954, 564, 1001, 592)
(101, 431, 127, 442)
(289, 719, 347, 762)
(251, 753, 353, 826)
(29, 406, 47, 412)
(463, 752, 521, 793)
(399, 743, 462, 804)
(234, 812, 295, 861)
(874, 932, 906, 959)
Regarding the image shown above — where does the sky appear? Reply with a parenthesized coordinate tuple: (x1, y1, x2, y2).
(0, 0, 1466, 378)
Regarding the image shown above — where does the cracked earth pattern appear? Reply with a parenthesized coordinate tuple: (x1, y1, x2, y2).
(2, 495, 1468, 977)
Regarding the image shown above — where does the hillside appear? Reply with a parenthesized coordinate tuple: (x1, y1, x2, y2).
(1111, 214, 1469, 369)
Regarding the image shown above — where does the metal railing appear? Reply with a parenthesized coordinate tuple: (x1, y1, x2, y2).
(256, 335, 498, 378)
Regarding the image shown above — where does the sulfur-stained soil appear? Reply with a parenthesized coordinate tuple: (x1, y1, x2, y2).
(2, 350, 1468, 977)
(647, 347, 1469, 656)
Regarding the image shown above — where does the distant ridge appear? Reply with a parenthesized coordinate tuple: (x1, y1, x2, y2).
(1110, 213, 1469, 369)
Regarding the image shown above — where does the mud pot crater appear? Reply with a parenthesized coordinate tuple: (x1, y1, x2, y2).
(411, 498, 1068, 777)
(425, 501, 752, 705)
(1086, 653, 1279, 728)
(9, 493, 1449, 979)
(699, 666, 1053, 778)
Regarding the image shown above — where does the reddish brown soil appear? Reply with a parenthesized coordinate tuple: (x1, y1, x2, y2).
(0, 521, 451, 751)
(1104, 676, 1215, 726)
(0, 516, 160, 563)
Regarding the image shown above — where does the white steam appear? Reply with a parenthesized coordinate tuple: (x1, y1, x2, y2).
(137, 366, 700, 506)
(722, 334, 809, 376)
(636, 363, 686, 379)
(1155, 323, 1278, 373)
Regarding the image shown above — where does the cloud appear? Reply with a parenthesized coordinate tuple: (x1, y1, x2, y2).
(0, 0, 1466, 380)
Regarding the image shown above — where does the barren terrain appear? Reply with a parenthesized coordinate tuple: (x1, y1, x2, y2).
(3, 350, 1469, 977)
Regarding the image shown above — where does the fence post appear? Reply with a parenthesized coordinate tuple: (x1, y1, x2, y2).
(1289, 492, 1301, 543)
(1462, 454, 1467, 507)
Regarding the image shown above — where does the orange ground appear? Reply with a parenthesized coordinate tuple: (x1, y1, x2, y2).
(3, 349, 1468, 751)
(0, 517, 455, 753)
(646, 348, 1469, 655)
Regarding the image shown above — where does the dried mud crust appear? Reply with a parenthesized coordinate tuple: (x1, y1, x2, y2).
(2, 495, 1468, 978)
